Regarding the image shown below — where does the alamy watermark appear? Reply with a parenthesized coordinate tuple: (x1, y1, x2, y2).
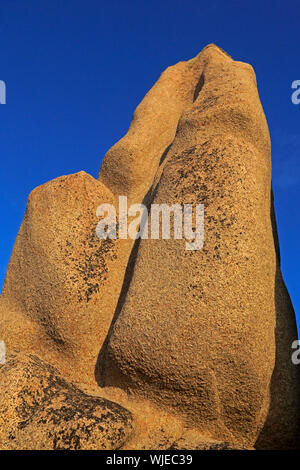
(291, 80, 300, 106)
(291, 340, 300, 365)
(0, 341, 6, 365)
(96, 196, 204, 251)
(0, 80, 6, 104)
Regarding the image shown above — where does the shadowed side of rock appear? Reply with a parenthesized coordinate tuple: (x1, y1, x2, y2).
(254, 192, 300, 449)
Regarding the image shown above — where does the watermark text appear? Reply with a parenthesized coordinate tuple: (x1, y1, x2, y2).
(0, 80, 6, 104)
(96, 196, 204, 251)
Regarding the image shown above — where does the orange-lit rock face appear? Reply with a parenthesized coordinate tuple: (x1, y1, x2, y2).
(0, 45, 299, 450)
(0, 171, 125, 385)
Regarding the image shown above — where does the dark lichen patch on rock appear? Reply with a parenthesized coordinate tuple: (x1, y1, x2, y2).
(70, 228, 117, 303)
(0, 354, 133, 450)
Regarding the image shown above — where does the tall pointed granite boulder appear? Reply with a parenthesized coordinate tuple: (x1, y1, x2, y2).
(101, 45, 300, 449)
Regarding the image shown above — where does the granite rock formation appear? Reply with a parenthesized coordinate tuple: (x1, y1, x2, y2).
(0, 44, 299, 450)
(0, 353, 133, 450)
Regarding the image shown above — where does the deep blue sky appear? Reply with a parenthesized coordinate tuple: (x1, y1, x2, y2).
(0, 1, 299, 323)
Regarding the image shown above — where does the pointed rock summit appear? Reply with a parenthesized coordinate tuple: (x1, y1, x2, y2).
(0, 45, 299, 450)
